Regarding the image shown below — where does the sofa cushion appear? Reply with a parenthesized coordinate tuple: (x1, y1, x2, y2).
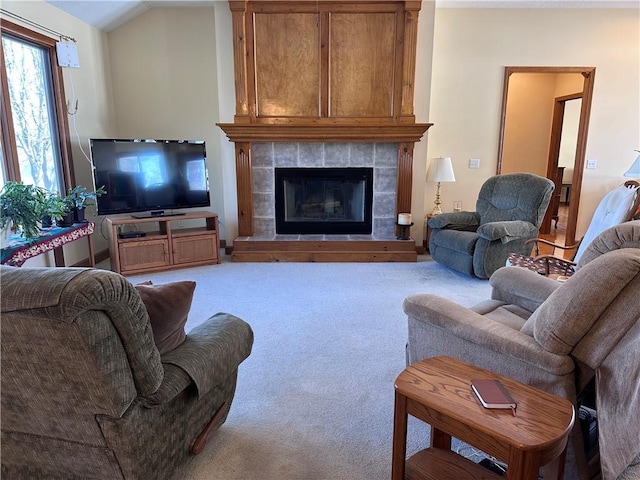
(469, 299, 529, 330)
(573, 184, 640, 263)
(135, 281, 196, 355)
(522, 249, 640, 355)
(576, 219, 640, 268)
(431, 229, 478, 255)
(476, 220, 538, 244)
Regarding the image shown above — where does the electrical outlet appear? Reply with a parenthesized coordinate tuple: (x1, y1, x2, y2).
(469, 158, 480, 169)
(178, 220, 184, 227)
(586, 159, 597, 169)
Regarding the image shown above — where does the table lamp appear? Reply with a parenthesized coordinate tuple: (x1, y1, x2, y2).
(623, 150, 640, 178)
(426, 157, 456, 215)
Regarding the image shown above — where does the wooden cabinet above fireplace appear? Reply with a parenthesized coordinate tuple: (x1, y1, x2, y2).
(226, 0, 424, 126)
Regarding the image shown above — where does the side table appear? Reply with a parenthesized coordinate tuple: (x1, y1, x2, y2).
(423, 215, 434, 252)
(392, 356, 575, 480)
(1, 222, 95, 267)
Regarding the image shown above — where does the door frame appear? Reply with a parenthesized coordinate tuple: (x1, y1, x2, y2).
(540, 92, 582, 234)
(497, 66, 596, 246)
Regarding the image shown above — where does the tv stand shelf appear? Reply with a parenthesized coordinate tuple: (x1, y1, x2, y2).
(106, 211, 220, 275)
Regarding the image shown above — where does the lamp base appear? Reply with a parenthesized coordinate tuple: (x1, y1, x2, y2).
(430, 182, 444, 216)
(430, 205, 443, 216)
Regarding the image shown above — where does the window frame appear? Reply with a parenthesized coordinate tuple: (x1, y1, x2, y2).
(0, 19, 75, 192)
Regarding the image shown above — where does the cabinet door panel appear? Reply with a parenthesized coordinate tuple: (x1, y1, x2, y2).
(254, 13, 320, 117)
(329, 12, 396, 118)
(119, 240, 169, 273)
(173, 235, 218, 265)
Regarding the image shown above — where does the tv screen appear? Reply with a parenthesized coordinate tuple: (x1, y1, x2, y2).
(90, 139, 210, 217)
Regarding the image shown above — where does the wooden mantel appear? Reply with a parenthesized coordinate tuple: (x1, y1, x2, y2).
(217, 123, 432, 143)
(220, 0, 430, 253)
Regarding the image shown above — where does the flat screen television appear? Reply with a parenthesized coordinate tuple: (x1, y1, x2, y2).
(90, 138, 210, 217)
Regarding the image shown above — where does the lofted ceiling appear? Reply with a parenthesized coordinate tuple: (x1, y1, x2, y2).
(45, 1, 215, 32)
(45, 0, 638, 32)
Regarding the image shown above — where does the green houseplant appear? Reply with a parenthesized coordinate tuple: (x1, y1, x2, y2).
(40, 191, 68, 228)
(0, 182, 52, 239)
(62, 185, 106, 224)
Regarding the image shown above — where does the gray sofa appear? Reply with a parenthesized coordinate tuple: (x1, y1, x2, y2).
(428, 172, 554, 278)
(0, 266, 254, 479)
(404, 247, 640, 480)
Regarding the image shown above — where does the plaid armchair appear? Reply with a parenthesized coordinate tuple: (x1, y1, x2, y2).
(0, 266, 253, 479)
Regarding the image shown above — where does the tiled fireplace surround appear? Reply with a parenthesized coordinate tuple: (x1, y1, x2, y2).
(249, 142, 399, 240)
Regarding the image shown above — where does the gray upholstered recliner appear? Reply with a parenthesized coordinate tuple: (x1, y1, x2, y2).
(0, 266, 254, 479)
(428, 172, 554, 278)
(403, 246, 640, 480)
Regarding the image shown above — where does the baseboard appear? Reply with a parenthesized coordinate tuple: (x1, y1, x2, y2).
(72, 248, 109, 268)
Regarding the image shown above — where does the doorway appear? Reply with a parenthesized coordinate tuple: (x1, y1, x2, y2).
(496, 66, 596, 246)
(540, 94, 582, 236)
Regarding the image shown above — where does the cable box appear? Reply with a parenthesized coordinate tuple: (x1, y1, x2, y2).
(119, 232, 147, 239)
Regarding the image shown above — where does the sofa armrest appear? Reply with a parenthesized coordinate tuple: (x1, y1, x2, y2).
(161, 312, 254, 398)
(489, 266, 561, 313)
(403, 293, 573, 376)
(141, 363, 193, 407)
(476, 220, 537, 244)
(427, 211, 480, 231)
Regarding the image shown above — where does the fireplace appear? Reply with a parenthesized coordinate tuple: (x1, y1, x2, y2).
(275, 167, 373, 235)
(217, 0, 432, 261)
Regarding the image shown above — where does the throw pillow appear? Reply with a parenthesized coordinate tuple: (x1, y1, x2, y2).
(135, 280, 196, 355)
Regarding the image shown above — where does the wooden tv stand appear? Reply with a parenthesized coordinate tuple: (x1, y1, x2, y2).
(106, 211, 220, 275)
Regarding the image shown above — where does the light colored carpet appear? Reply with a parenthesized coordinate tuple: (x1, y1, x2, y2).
(118, 254, 639, 480)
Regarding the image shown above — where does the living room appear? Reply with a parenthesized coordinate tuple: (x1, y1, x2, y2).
(1, 1, 639, 479)
(1, 0, 638, 267)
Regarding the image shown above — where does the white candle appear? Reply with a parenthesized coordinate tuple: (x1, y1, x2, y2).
(398, 213, 412, 225)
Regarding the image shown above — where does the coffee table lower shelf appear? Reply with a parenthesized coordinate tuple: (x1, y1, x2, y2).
(406, 448, 503, 480)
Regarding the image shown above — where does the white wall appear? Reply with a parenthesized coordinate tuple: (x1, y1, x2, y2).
(1, 0, 116, 266)
(213, 2, 239, 243)
(107, 7, 228, 237)
(410, 1, 436, 243)
(426, 7, 640, 237)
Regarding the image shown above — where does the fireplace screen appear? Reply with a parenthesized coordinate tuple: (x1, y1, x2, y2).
(275, 168, 373, 234)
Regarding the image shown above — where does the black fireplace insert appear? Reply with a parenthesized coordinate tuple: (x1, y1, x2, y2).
(275, 167, 373, 235)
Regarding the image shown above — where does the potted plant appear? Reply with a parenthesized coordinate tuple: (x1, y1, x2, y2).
(63, 185, 106, 223)
(0, 181, 50, 239)
(40, 191, 68, 228)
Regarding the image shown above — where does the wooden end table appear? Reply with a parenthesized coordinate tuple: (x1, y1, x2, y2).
(392, 356, 575, 480)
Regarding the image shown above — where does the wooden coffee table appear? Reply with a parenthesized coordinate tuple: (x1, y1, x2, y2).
(392, 356, 575, 480)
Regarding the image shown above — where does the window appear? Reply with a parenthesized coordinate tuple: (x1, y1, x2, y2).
(0, 19, 74, 194)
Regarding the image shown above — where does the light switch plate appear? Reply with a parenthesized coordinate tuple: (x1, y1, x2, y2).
(469, 158, 480, 169)
(586, 159, 597, 169)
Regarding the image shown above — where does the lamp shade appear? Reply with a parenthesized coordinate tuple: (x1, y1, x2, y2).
(624, 151, 640, 178)
(426, 157, 456, 183)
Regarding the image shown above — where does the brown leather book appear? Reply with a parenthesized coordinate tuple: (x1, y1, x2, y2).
(471, 379, 517, 415)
